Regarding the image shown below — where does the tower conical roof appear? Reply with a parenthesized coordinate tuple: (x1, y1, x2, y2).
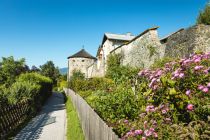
(67, 49, 96, 60)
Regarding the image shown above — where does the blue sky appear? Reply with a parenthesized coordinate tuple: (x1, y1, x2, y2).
(0, 0, 207, 68)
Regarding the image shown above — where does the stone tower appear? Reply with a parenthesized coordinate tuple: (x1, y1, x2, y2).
(67, 49, 97, 80)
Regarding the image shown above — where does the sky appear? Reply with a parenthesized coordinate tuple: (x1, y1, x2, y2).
(0, 0, 208, 68)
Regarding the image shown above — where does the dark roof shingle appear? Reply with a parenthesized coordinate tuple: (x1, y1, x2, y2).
(67, 49, 97, 60)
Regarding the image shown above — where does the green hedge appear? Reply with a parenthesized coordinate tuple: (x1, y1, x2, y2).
(68, 77, 115, 93)
(17, 73, 53, 106)
(1, 73, 53, 112)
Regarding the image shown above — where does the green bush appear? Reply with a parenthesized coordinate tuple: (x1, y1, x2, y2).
(0, 56, 29, 86)
(78, 90, 93, 99)
(0, 73, 53, 114)
(57, 79, 68, 92)
(151, 57, 176, 69)
(91, 84, 145, 123)
(68, 77, 115, 93)
(70, 69, 85, 81)
(6, 81, 40, 104)
(0, 85, 9, 107)
(17, 73, 53, 107)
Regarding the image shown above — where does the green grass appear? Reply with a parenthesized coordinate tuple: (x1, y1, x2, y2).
(65, 95, 85, 140)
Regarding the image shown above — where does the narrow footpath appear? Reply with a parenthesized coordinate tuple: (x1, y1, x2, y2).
(15, 92, 66, 140)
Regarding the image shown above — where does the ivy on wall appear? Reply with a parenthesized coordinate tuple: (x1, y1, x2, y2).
(147, 45, 157, 57)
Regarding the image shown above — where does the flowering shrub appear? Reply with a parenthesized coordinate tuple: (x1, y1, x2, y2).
(118, 52, 210, 139)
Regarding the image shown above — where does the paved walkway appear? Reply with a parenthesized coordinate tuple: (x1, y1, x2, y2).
(15, 92, 66, 140)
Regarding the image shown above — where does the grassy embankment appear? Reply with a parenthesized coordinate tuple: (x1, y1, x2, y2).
(65, 95, 84, 140)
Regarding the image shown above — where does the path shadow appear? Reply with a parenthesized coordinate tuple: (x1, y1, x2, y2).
(14, 92, 65, 140)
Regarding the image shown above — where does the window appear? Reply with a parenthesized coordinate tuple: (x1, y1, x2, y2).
(82, 60, 85, 62)
(72, 60, 75, 62)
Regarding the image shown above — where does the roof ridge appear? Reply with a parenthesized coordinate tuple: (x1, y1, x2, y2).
(105, 32, 135, 36)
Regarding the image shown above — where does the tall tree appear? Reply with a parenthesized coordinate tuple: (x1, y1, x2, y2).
(0, 56, 28, 86)
(197, 2, 210, 25)
(39, 61, 60, 85)
(31, 65, 40, 72)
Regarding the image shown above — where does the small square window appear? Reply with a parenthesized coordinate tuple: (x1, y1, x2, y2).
(82, 60, 85, 62)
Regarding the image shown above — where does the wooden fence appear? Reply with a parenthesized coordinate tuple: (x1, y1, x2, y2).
(65, 88, 120, 140)
(0, 100, 30, 139)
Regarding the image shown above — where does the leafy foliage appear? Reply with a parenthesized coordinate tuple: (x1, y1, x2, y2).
(6, 81, 40, 104)
(69, 77, 114, 93)
(0, 56, 29, 86)
(197, 2, 210, 25)
(40, 61, 60, 85)
(17, 73, 53, 105)
(0, 72, 53, 113)
(151, 57, 176, 69)
(57, 74, 68, 92)
(147, 45, 157, 57)
(70, 69, 85, 81)
(90, 84, 145, 123)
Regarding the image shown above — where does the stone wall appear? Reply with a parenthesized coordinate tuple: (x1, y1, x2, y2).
(111, 28, 165, 68)
(164, 24, 210, 58)
(87, 62, 105, 78)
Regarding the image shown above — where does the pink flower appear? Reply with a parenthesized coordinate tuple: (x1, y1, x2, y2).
(149, 128, 155, 132)
(179, 73, 185, 78)
(174, 73, 179, 77)
(155, 70, 162, 77)
(165, 118, 171, 121)
(194, 58, 201, 63)
(144, 129, 152, 137)
(146, 105, 155, 112)
(151, 78, 157, 83)
(187, 104, 194, 111)
(134, 130, 143, 135)
(124, 120, 129, 124)
(161, 109, 167, 114)
(126, 131, 134, 137)
(207, 83, 210, 88)
(183, 59, 192, 65)
(194, 65, 204, 71)
(142, 137, 146, 140)
(153, 132, 158, 138)
(198, 85, 204, 90)
(174, 70, 179, 74)
(202, 87, 209, 93)
(186, 90, 191, 96)
(203, 69, 209, 74)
